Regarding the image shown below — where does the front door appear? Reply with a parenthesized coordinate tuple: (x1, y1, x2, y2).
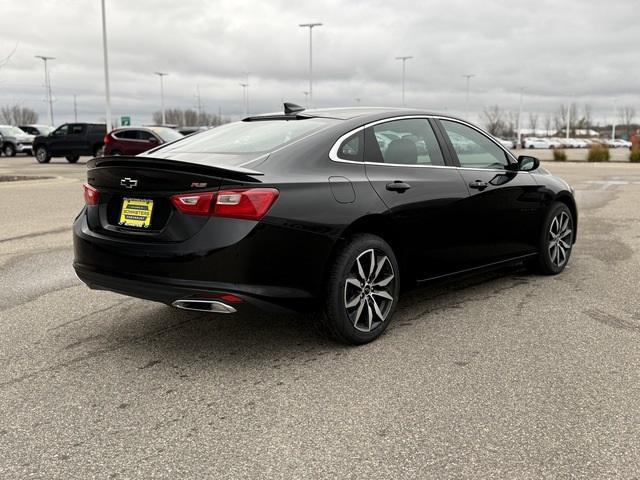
(435, 119, 544, 265)
(363, 118, 470, 279)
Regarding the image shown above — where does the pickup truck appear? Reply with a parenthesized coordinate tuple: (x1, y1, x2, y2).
(32, 123, 107, 163)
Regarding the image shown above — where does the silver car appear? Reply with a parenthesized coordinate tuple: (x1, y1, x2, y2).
(0, 125, 35, 156)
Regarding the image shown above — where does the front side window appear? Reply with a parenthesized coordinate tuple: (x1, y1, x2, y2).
(53, 125, 69, 136)
(440, 120, 510, 169)
(367, 119, 445, 166)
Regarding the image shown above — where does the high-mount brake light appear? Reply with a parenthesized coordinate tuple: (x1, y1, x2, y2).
(83, 183, 100, 206)
(170, 188, 279, 220)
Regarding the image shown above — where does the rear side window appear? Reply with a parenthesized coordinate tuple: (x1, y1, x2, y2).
(336, 131, 363, 161)
(70, 124, 86, 135)
(156, 118, 336, 154)
(366, 119, 445, 166)
(440, 120, 509, 169)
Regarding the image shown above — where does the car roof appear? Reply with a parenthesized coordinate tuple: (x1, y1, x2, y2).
(246, 106, 465, 123)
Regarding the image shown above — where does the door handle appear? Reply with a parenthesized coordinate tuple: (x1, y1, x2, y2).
(386, 181, 411, 193)
(468, 180, 488, 190)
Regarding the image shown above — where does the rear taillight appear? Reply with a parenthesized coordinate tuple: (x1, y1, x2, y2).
(170, 188, 279, 220)
(103, 134, 111, 144)
(83, 183, 100, 205)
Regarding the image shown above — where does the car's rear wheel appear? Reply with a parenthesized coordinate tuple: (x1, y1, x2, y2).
(93, 146, 104, 158)
(109, 149, 122, 156)
(65, 154, 80, 163)
(3, 143, 16, 157)
(531, 202, 574, 275)
(35, 146, 50, 163)
(321, 234, 399, 344)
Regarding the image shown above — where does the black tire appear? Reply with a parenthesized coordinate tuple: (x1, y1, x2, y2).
(65, 154, 80, 163)
(35, 146, 51, 163)
(320, 234, 400, 345)
(529, 202, 574, 275)
(93, 146, 104, 158)
(3, 143, 16, 157)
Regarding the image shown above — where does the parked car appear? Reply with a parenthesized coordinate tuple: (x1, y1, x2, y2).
(32, 123, 106, 163)
(606, 139, 631, 148)
(19, 124, 54, 136)
(496, 137, 516, 149)
(103, 126, 183, 156)
(73, 104, 577, 345)
(523, 137, 552, 149)
(0, 125, 35, 156)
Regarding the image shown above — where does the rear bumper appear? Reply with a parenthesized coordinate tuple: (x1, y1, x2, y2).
(73, 209, 335, 312)
(73, 262, 313, 312)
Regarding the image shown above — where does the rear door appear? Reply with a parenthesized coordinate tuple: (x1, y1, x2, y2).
(435, 119, 543, 265)
(67, 123, 87, 154)
(136, 130, 161, 154)
(362, 117, 470, 279)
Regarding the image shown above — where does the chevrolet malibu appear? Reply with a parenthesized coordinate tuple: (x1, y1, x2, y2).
(73, 105, 577, 344)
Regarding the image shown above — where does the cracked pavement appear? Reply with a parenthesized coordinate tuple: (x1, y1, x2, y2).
(0, 156, 639, 479)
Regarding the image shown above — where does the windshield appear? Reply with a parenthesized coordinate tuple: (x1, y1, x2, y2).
(157, 118, 336, 154)
(149, 127, 183, 142)
(0, 126, 28, 136)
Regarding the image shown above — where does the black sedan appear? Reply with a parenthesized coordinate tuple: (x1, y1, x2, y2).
(73, 104, 577, 344)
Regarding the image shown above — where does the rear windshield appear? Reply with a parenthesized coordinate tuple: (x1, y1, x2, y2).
(156, 118, 335, 154)
(149, 127, 183, 142)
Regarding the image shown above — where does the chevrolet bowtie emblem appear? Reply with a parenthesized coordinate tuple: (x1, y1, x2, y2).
(120, 177, 138, 189)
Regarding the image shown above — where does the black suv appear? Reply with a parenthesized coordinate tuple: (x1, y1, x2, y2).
(33, 123, 107, 163)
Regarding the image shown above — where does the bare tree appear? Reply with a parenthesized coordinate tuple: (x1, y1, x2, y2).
(0, 105, 38, 124)
(505, 110, 518, 137)
(528, 113, 539, 134)
(619, 106, 636, 137)
(583, 104, 592, 135)
(482, 105, 505, 136)
(152, 108, 228, 127)
(543, 114, 553, 136)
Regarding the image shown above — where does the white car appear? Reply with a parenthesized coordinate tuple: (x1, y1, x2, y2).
(523, 137, 552, 149)
(496, 137, 515, 149)
(547, 137, 565, 148)
(606, 139, 631, 148)
(0, 125, 35, 157)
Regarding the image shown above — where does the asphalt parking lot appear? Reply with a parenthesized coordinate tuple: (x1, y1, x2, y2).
(1, 154, 639, 479)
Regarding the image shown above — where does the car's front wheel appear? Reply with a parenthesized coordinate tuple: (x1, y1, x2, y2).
(531, 202, 574, 275)
(35, 146, 50, 163)
(3, 143, 16, 157)
(321, 234, 399, 344)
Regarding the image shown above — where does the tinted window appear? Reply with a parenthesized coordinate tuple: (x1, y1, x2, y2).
(157, 118, 335, 155)
(116, 130, 138, 140)
(368, 119, 444, 166)
(137, 130, 155, 141)
(337, 131, 363, 161)
(69, 124, 86, 135)
(53, 125, 69, 136)
(440, 120, 509, 169)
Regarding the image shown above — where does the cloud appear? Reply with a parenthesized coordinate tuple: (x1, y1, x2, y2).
(0, 0, 637, 126)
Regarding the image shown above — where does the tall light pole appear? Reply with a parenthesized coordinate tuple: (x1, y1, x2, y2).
(35, 55, 55, 126)
(239, 82, 249, 117)
(302, 91, 309, 108)
(100, 0, 112, 130)
(517, 87, 524, 147)
(566, 102, 571, 140)
(395, 56, 412, 106)
(154, 72, 168, 124)
(462, 74, 475, 120)
(612, 98, 617, 140)
(299, 22, 322, 108)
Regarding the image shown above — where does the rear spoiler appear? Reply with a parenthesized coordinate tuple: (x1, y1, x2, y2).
(89, 155, 264, 178)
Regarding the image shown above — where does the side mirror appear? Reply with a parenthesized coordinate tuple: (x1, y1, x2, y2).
(517, 155, 539, 172)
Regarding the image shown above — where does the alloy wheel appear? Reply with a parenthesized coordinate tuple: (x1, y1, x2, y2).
(36, 148, 47, 162)
(548, 211, 572, 268)
(343, 248, 396, 333)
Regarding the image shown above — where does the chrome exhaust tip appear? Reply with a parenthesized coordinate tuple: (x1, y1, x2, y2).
(171, 299, 237, 314)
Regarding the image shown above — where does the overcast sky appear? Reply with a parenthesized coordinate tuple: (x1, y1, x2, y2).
(0, 0, 638, 127)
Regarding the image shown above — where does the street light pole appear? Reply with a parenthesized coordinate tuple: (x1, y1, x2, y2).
(462, 74, 475, 120)
(154, 72, 168, 125)
(239, 83, 249, 117)
(299, 22, 322, 108)
(612, 98, 617, 140)
(35, 55, 55, 126)
(395, 56, 413, 106)
(517, 87, 524, 148)
(302, 91, 309, 108)
(100, 0, 112, 130)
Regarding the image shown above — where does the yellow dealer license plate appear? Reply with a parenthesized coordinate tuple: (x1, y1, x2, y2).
(119, 198, 154, 228)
